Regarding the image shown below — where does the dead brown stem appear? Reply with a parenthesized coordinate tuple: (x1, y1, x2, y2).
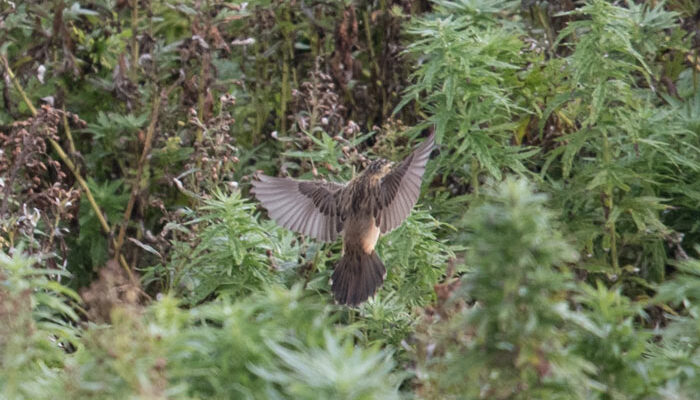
(113, 78, 181, 264)
(113, 91, 163, 262)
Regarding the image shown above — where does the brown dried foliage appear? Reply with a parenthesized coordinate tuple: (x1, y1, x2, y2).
(290, 58, 347, 137)
(331, 5, 359, 90)
(80, 259, 145, 323)
(0, 106, 85, 257)
(186, 103, 239, 188)
(0, 274, 34, 353)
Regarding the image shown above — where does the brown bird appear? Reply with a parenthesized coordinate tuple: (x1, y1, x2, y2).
(251, 133, 435, 306)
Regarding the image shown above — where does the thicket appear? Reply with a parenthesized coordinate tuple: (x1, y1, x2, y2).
(2, 0, 700, 398)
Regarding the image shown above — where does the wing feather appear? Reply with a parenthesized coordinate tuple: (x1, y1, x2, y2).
(252, 175, 344, 242)
(377, 133, 435, 233)
(297, 205, 314, 237)
(287, 194, 308, 232)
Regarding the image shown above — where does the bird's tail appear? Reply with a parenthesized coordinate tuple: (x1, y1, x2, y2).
(331, 251, 386, 306)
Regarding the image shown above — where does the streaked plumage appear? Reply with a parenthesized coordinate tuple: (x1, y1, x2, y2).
(252, 133, 435, 306)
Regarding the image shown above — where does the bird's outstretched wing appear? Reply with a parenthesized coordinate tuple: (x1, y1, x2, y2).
(251, 175, 344, 242)
(375, 133, 435, 233)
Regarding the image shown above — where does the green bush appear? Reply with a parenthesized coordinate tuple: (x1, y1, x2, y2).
(0, 250, 79, 399)
(143, 189, 292, 304)
(413, 178, 593, 399)
(0, 250, 399, 399)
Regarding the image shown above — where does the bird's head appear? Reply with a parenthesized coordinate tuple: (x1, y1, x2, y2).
(365, 159, 393, 177)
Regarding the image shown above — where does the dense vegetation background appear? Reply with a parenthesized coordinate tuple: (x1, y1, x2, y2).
(2, 0, 700, 398)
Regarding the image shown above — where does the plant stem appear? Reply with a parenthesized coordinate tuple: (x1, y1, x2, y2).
(363, 8, 385, 122)
(601, 129, 619, 274)
(253, 44, 265, 143)
(113, 91, 163, 263)
(2, 55, 37, 116)
(471, 157, 479, 196)
(279, 5, 292, 134)
(62, 109, 77, 154)
(196, 53, 210, 147)
(130, 0, 140, 77)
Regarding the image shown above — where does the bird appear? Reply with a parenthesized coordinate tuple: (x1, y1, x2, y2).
(251, 133, 435, 306)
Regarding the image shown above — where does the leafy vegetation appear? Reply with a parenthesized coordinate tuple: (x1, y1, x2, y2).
(2, 0, 700, 398)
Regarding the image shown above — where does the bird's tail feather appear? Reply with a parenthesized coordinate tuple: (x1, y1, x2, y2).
(331, 251, 386, 306)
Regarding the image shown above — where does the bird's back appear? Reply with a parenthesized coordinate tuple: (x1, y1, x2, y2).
(338, 161, 390, 218)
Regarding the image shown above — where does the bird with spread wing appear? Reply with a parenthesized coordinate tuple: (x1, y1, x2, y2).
(251, 133, 435, 306)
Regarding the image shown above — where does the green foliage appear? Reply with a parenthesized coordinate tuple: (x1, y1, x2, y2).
(412, 179, 700, 399)
(542, 0, 696, 278)
(0, 260, 400, 399)
(568, 282, 653, 398)
(145, 189, 294, 304)
(252, 333, 399, 400)
(400, 0, 536, 184)
(70, 178, 128, 284)
(402, 0, 700, 281)
(0, 250, 79, 399)
(83, 112, 149, 177)
(414, 178, 593, 399)
(649, 252, 700, 397)
(380, 208, 455, 306)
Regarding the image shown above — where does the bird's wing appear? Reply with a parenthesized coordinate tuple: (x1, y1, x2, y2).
(251, 175, 344, 242)
(375, 133, 435, 233)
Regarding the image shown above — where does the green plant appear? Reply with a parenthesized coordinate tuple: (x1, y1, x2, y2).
(144, 189, 294, 304)
(648, 251, 700, 397)
(0, 249, 79, 399)
(414, 178, 594, 399)
(252, 332, 400, 400)
(542, 0, 694, 278)
(399, 0, 536, 189)
(56, 286, 399, 399)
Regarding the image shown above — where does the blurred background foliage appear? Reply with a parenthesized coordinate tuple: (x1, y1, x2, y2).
(2, 0, 700, 398)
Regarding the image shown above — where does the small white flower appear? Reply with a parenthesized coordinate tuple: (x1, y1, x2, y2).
(231, 38, 255, 46)
(37, 65, 46, 83)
